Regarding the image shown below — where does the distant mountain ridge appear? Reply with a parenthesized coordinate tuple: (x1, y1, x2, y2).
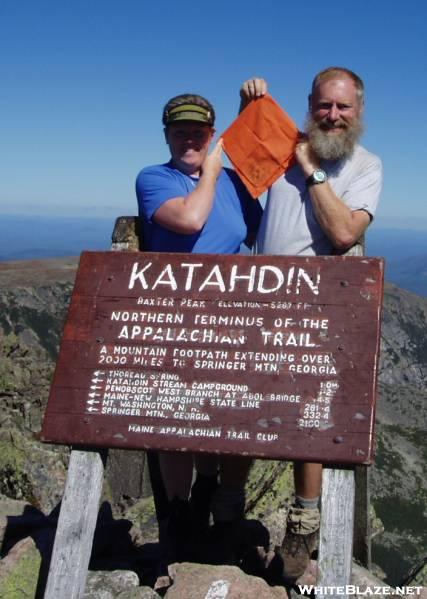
(0, 215, 426, 296)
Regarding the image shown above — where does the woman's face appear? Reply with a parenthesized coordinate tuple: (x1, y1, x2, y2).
(165, 122, 214, 175)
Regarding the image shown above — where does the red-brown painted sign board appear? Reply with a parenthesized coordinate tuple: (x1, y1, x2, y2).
(41, 251, 384, 464)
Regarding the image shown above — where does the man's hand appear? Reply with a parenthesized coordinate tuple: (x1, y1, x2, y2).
(239, 78, 268, 112)
(201, 138, 223, 180)
(295, 139, 320, 178)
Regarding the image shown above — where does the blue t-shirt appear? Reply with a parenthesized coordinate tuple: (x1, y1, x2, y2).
(136, 162, 262, 253)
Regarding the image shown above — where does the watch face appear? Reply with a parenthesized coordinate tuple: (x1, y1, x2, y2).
(313, 169, 327, 183)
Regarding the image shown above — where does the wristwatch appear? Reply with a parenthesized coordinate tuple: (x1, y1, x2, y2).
(306, 169, 327, 187)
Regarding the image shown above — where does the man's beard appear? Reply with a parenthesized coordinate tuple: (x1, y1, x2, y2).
(305, 114, 364, 161)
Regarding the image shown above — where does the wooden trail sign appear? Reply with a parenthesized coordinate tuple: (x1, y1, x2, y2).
(41, 251, 384, 464)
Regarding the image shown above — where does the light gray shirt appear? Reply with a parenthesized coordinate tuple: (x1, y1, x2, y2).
(256, 144, 382, 256)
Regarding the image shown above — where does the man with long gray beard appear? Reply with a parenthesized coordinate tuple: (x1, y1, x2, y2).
(240, 67, 382, 583)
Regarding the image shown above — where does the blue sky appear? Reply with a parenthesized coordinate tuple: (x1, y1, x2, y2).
(1, 0, 426, 230)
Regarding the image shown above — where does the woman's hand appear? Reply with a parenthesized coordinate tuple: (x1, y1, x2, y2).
(201, 138, 223, 180)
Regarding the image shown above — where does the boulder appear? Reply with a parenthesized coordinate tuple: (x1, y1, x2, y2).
(0, 536, 41, 597)
(164, 562, 287, 598)
(83, 569, 144, 598)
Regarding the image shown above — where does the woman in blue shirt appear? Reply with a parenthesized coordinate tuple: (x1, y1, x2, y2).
(136, 93, 262, 588)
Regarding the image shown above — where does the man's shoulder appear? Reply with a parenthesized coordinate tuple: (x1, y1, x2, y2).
(332, 145, 382, 183)
(351, 144, 382, 167)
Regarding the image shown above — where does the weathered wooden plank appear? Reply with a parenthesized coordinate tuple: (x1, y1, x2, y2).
(61, 251, 384, 305)
(316, 239, 371, 586)
(40, 413, 375, 464)
(318, 466, 355, 594)
(44, 449, 106, 599)
(344, 240, 372, 572)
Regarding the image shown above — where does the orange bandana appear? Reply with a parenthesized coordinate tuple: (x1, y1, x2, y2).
(222, 94, 299, 198)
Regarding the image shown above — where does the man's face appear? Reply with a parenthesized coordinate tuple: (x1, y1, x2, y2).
(165, 122, 214, 175)
(306, 77, 364, 160)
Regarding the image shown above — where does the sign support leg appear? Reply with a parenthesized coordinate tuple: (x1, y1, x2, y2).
(317, 466, 355, 595)
(44, 448, 107, 599)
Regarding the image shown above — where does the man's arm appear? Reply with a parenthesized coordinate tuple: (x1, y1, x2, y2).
(239, 78, 376, 250)
(153, 140, 223, 234)
(239, 78, 268, 113)
(296, 141, 371, 250)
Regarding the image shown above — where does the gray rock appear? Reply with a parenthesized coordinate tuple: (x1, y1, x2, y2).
(0, 536, 41, 597)
(117, 587, 162, 598)
(164, 562, 287, 598)
(84, 570, 140, 598)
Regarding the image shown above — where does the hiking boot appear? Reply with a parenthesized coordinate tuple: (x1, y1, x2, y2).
(280, 528, 319, 582)
(267, 506, 320, 584)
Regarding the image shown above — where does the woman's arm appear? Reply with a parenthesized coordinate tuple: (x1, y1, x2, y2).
(153, 140, 223, 234)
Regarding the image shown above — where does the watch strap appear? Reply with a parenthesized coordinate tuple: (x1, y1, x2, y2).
(306, 169, 327, 187)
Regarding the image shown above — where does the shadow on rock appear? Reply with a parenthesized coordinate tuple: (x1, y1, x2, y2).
(1, 500, 158, 597)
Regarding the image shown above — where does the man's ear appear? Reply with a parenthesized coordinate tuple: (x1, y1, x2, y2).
(308, 93, 312, 111)
(164, 127, 169, 144)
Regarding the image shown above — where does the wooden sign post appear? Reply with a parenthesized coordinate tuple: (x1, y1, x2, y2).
(42, 248, 384, 597)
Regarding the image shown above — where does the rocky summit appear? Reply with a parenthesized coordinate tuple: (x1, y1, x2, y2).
(0, 257, 426, 597)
